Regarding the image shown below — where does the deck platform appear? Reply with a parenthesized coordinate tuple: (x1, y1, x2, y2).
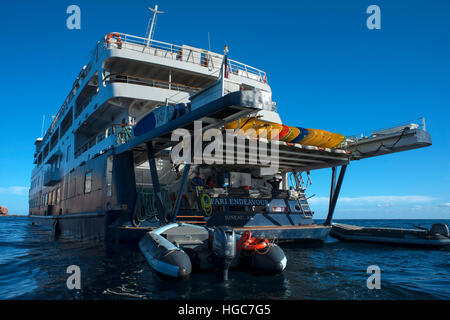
(107, 223, 331, 245)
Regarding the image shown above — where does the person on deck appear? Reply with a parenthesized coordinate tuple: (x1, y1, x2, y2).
(189, 172, 204, 210)
(206, 176, 215, 188)
(267, 174, 282, 197)
(190, 172, 204, 189)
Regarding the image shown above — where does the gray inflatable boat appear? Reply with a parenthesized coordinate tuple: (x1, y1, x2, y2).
(139, 223, 287, 280)
(331, 223, 450, 247)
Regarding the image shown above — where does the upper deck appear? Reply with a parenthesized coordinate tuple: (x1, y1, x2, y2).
(33, 33, 271, 171)
(103, 33, 268, 86)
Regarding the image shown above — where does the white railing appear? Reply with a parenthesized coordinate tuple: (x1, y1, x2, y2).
(103, 33, 267, 83)
(104, 73, 200, 95)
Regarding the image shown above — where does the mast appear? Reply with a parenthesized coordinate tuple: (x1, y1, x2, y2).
(146, 4, 164, 47)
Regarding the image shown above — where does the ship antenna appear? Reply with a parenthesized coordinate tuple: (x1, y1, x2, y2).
(146, 4, 165, 47)
(40, 115, 45, 138)
(208, 32, 211, 51)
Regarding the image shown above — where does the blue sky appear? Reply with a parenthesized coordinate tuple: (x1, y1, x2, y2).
(0, 0, 449, 218)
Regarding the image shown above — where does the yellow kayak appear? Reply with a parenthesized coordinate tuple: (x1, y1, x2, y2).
(281, 126, 300, 142)
(225, 118, 286, 140)
(224, 117, 344, 149)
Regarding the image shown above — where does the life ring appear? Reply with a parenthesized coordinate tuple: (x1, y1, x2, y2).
(238, 230, 269, 251)
(242, 237, 269, 250)
(200, 193, 212, 216)
(106, 33, 122, 45)
(176, 49, 183, 60)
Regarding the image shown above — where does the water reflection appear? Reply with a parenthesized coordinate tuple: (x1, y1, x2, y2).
(0, 218, 449, 299)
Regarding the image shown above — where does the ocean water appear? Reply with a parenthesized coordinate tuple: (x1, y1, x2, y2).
(0, 217, 449, 300)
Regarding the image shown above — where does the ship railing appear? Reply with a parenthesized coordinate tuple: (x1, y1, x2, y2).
(74, 124, 135, 159)
(39, 65, 93, 152)
(102, 33, 267, 83)
(104, 73, 201, 95)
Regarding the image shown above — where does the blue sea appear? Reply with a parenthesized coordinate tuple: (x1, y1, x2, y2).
(0, 217, 449, 300)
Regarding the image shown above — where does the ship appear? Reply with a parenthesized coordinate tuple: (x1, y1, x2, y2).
(29, 6, 432, 244)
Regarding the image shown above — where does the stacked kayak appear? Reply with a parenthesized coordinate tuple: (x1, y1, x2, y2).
(224, 117, 345, 149)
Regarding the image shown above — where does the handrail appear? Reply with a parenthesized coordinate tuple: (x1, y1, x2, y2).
(104, 32, 267, 83)
(104, 73, 201, 94)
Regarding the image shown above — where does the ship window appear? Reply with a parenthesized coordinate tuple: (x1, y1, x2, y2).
(50, 128, 60, 151)
(43, 143, 49, 159)
(106, 156, 113, 197)
(56, 188, 60, 204)
(75, 72, 99, 118)
(60, 107, 73, 138)
(64, 175, 69, 200)
(68, 173, 76, 198)
(66, 145, 71, 163)
(84, 171, 92, 193)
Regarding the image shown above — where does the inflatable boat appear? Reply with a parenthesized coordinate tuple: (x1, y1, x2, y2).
(139, 223, 287, 280)
(330, 223, 450, 247)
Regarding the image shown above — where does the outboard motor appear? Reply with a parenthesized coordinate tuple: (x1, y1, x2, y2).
(212, 226, 236, 281)
(430, 223, 450, 238)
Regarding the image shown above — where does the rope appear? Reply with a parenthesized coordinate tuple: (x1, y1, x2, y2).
(200, 192, 212, 216)
(134, 192, 157, 223)
(354, 127, 409, 157)
(133, 186, 173, 224)
(255, 236, 278, 255)
(118, 126, 132, 144)
(238, 231, 275, 255)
